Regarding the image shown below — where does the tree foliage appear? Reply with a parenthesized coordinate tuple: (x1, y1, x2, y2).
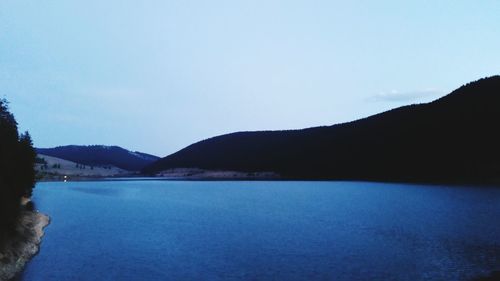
(0, 99, 36, 239)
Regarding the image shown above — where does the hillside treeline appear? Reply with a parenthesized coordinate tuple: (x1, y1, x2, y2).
(143, 76, 500, 184)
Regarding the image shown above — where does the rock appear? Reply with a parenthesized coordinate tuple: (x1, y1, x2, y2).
(0, 211, 50, 281)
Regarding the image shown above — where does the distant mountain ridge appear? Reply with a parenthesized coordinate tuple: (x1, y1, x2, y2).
(143, 76, 500, 184)
(37, 145, 159, 171)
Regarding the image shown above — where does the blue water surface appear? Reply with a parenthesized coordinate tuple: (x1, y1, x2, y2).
(19, 181, 500, 281)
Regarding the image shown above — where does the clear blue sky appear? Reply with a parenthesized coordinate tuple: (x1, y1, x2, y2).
(1, 1, 499, 156)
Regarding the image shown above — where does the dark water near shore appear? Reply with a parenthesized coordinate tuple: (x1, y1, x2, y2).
(19, 181, 500, 281)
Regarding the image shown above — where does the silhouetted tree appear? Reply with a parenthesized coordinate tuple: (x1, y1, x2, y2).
(18, 132, 36, 197)
(0, 99, 36, 242)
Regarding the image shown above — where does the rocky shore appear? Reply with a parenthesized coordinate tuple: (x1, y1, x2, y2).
(0, 211, 50, 281)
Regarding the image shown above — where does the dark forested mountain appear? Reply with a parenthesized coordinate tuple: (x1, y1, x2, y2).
(37, 146, 159, 171)
(144, 76, 500, 184)
(0, 99, 36, 240)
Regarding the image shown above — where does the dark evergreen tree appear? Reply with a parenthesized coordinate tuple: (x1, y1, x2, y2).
(0, 99, 36, 242)
(18, 132, 36, 197)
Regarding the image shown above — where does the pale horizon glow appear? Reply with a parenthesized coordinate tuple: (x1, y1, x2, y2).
(1, 1, 499, 156)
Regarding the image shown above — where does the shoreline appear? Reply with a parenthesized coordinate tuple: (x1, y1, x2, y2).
(35, 176, 500, 188)
(0, 211, 50, 281)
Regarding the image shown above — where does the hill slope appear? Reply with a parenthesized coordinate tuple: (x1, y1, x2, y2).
(36, 154, 128, 180)
(143, 76, 500, 184)
(37, 145, 159, 171)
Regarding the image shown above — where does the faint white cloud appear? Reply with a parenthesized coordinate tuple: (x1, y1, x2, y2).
(368, 89, 444, 103)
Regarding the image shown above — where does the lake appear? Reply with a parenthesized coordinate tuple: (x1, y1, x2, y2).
(18, 181, 500, 280)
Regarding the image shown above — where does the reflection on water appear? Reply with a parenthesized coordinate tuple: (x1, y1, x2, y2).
(20, 181, 500, 281)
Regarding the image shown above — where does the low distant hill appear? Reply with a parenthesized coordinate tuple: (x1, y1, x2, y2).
(36, 154, 128, 180)
(143, 76, 500, 184)
(37, 145, 159, 171)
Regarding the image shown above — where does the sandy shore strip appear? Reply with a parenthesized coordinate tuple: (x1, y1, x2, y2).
(0, 211, 50, 281)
